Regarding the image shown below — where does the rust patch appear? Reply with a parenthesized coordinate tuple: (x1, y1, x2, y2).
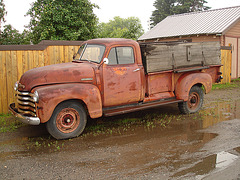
(129, 82, 137, 91)
(112, 67, 127, 75)
(73, 70, 81, 76)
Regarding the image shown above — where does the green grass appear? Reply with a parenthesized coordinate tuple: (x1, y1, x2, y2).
(212, 78, 240, 90)
(0, 113, 24, 133)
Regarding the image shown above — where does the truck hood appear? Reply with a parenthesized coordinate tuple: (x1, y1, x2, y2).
(19, 62, 95, 91)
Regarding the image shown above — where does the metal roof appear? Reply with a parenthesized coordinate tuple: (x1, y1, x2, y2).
(139, 6, 240, 40)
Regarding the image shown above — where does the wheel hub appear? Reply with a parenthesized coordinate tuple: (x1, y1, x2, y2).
(188, 92, 200, 110)
(56, 108, 80, 133)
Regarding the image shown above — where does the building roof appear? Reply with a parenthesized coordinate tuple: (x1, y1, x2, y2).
(139, 6, 240, 41)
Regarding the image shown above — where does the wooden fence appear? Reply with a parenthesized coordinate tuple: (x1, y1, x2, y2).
(0, 40, 82, 114)
(0, 42, 232, 114)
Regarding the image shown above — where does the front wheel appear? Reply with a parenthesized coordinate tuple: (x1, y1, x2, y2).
(178, 86, 204, 114)
(46, 101, 87, 139)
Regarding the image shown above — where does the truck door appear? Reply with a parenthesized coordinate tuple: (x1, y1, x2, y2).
(102, 46, 142, 107)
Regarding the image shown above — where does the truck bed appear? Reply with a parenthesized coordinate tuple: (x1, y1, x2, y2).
(140, 41, 221, 73)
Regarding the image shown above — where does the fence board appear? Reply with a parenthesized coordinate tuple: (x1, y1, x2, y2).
(17, 51, 23, 80)
(6, 51, 13, 109)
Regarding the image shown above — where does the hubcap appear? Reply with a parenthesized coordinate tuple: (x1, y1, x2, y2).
(188, 92, 200, 110)
(56, 108, 80, 133)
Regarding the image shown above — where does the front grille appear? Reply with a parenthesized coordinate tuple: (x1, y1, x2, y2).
(17, 91, 36, 117)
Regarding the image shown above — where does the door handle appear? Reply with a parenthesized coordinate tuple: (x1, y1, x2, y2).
(133, 68, 140, 72)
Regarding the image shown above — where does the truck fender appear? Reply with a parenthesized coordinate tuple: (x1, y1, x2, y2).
(175, 73, 212, 101)
(33, 83, 102, 123)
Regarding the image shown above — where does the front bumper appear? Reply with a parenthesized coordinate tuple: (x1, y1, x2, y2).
(9, 103, 40, 125)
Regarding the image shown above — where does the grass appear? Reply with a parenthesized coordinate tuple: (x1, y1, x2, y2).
(0, 113, 25, 133)
(212, 78, 240, 90)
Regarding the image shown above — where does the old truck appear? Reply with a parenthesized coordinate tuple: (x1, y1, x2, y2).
(9, 38, 222, 139)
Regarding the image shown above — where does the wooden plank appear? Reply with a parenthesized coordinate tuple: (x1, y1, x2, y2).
(44, 48, 49, 66)
(6, 51, 13, 113)
(11, 51, 18, 105)
(0, 51, 3, 113)
(17, 51, 23, 79)
(33, 51, 39, 68)
(22, 50, 28, 74)
(39, 50, 45, 67)
(48, 46, 55, 65)
(44, 47, 51, 66)
(2, 51, 8, 113)
(59, 46, 64, 63)
(27, 51, 34, 70)
(68, 46, 74, 62)
(64, 46, 69, 63)
(0, 51, 8, 113)
(55, 46, 59, 64)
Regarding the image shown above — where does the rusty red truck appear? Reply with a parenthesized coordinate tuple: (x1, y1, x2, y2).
(9, 38, 222, 139)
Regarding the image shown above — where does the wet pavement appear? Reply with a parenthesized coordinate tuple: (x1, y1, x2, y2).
(0, 92, 240, 179)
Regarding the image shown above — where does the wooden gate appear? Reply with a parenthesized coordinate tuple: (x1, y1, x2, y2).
(220, 46, 232, 84)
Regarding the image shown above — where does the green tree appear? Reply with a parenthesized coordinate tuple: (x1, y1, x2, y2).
(0, 0, 7, 28)
(150, 0, 210, 26)
(0, 25, 30, 45)
(26, 0, 98, 44)
(97, 16, 144, 40)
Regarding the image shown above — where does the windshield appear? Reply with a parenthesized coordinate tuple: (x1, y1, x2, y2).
(74, 44, 105, 63)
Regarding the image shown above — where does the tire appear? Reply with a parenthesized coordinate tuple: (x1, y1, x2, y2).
(46, 101, 87, 139)
(178, 85, 204, 114)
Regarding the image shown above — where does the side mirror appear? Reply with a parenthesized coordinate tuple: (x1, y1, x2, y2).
(73, 53, 77, 59)
(98, 58, 109, 70)
(103, 58, 109, 65)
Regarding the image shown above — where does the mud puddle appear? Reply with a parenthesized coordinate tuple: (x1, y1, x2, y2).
(0, 100, 239, 179)
(172, 146, 240, 179)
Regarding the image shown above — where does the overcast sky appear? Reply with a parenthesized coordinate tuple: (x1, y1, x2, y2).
(2, 0, 240, 33)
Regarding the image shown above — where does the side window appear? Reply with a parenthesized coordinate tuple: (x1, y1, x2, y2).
(108, 47, 135, 65)
(108, 48, 118, 65)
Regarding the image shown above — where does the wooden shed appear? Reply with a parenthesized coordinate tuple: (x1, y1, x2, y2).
(138, 6, 240, 79)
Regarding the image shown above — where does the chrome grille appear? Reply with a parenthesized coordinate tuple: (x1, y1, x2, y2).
(17, 91, 36, 117)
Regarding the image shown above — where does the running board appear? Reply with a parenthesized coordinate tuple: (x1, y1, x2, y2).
(103, 99, 183, 117)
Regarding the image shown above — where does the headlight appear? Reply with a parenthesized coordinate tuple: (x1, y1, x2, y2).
(14, 81, 19, 91)
(33, 91, 39, 103)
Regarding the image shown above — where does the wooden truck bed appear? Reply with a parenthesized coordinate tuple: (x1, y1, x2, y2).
(140, 41, 221, 73)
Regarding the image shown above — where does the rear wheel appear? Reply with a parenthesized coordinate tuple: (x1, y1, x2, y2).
(46, 101, 87, 139)
(178, 86, 204, 114)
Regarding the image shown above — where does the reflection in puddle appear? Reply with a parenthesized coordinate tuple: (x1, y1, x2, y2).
(173, 148, 240, 179)
(201, 101, 238, 129)
(216, 151, 238, 169)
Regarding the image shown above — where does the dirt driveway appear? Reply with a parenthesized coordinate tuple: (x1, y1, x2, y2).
(0, 85, 240, 180)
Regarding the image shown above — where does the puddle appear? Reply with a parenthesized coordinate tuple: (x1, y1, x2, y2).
(172, 147, 240, 179)
(0, 100, 239, 179)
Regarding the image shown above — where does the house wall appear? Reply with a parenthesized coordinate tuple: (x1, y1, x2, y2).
(224, 20, 240, 79)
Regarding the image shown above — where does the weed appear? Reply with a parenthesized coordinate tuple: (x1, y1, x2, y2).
(212, 78, 240, 90)
(0, 114, 25, 133)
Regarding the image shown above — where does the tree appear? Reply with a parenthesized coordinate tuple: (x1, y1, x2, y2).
(0, 25, 30, 45)
(150, 0, 210, 26)
(26, 0, 98, 44)
(97, 16, 144, 40)
(0, 0, 7, 28)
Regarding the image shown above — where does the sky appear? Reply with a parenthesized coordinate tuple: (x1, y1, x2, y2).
(2, 0, 240, 33)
